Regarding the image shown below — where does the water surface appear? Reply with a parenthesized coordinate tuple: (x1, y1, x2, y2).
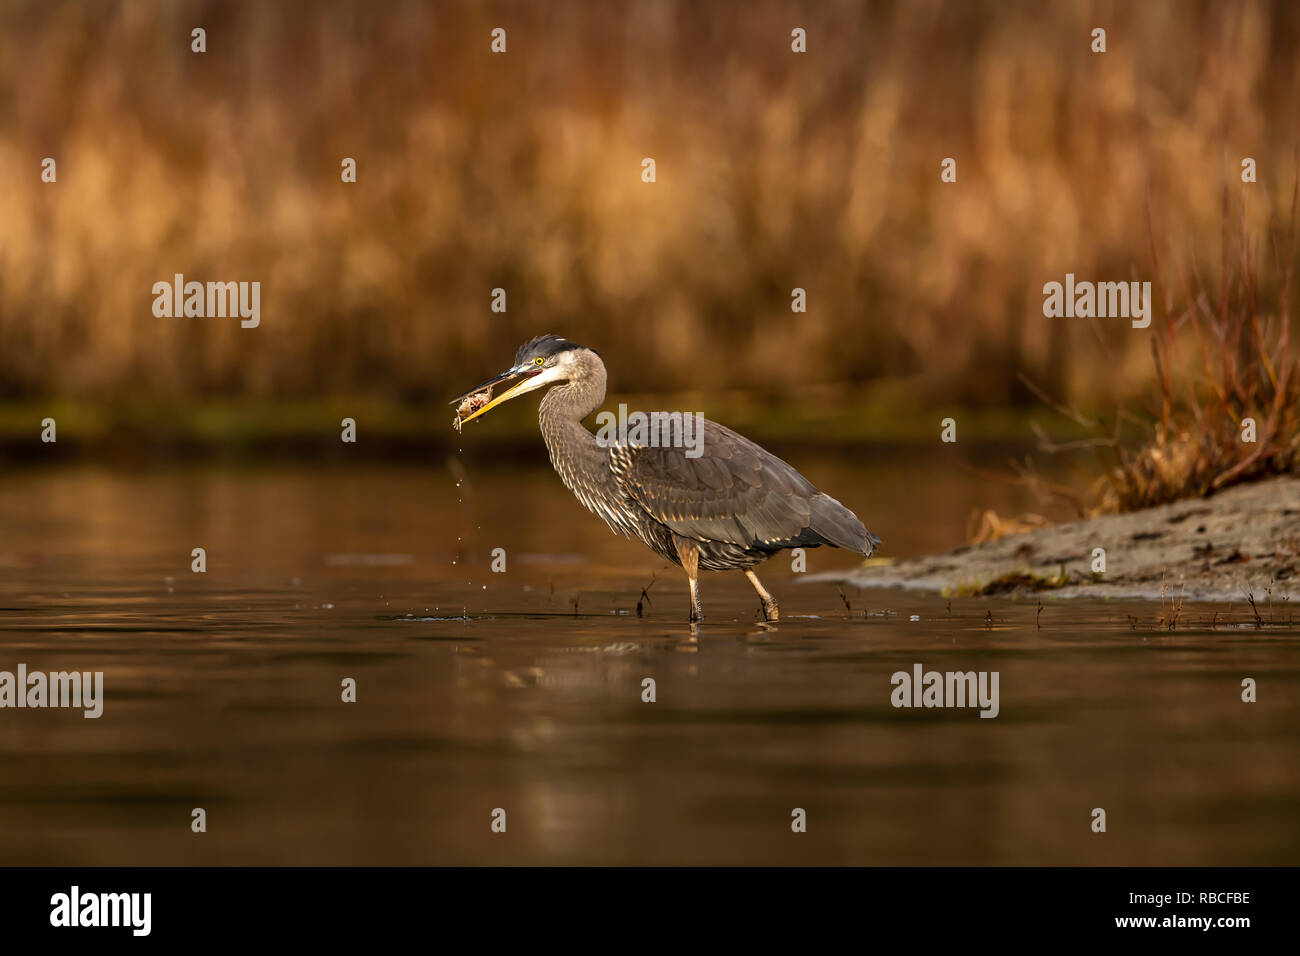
(1, 457, 1296, 864)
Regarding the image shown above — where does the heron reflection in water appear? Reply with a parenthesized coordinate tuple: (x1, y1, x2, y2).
(451, 335, 880, 623)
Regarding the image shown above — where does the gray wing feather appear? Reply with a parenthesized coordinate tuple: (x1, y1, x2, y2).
(613, 419, 879, 555)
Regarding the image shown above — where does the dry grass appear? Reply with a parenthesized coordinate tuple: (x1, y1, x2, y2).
(2, 1, 1299, 407)
(1107, 190, 1300, 508)
(1023, 186, 1300, 515)
(965, 507, 1052, 545)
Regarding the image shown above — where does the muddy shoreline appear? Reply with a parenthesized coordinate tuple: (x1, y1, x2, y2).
(814, 477, 1300, 601)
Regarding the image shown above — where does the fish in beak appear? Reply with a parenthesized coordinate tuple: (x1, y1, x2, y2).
(450, 364, 549, 431)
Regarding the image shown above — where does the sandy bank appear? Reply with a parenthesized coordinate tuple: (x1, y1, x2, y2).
(813, 477, 1300, 601)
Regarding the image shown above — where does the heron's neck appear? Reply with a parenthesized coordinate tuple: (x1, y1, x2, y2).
(537, 360, 611, 500)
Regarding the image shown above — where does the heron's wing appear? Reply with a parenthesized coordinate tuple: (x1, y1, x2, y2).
(611, 418, 877, 554)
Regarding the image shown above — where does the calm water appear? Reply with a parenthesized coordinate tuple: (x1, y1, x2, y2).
(1, 454, 1297, 865)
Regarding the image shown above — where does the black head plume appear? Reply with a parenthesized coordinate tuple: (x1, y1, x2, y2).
(514, 334, 592, 366)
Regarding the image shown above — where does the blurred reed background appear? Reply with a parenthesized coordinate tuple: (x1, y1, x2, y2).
(0, 0, 1298, 446)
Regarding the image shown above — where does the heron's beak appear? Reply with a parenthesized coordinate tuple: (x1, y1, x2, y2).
(449, 366, 544, 425)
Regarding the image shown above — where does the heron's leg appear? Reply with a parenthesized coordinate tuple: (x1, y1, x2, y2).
(687, 576, 703, 623)
(745, 569, 780, 622)
(674, 538, 704, 623)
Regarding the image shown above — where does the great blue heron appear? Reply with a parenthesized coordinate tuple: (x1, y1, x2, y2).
(451, 335, 881, 622)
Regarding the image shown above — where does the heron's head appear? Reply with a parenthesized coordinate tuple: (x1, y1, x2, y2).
(450, 334, 599, 425)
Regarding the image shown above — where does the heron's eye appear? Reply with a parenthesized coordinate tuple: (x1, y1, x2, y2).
(534, 357, 545, 367)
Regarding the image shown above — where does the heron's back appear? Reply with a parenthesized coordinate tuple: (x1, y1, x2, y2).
(610, 418, 880, 567)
